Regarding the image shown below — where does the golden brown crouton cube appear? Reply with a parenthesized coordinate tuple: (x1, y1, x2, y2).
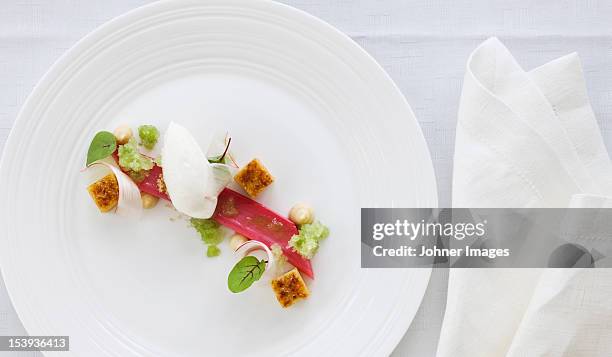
(271, 268, 310, 308)
(234, 158, 274, 197)
(87, 173, 119, 212)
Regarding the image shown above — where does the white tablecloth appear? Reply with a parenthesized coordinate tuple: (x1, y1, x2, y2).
(1, 1, 611, 356)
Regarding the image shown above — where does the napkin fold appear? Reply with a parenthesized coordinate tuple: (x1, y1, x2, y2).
(437, 37, 612, 357)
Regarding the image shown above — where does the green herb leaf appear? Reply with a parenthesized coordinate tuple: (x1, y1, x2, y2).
(86, 131, 117, 166)
(227, 256, 266, 293)
(208, 137, 232, 164)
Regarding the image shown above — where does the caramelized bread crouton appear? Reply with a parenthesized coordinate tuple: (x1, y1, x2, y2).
(87, 173, 119, 212)
(271, 268, 309, 308)
(234, 158, 274, 197)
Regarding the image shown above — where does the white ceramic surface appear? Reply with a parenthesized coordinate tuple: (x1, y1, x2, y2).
(0, 1, 437, 356)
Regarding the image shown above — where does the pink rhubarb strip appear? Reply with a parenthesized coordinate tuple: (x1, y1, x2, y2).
(213, 188, 314, 279)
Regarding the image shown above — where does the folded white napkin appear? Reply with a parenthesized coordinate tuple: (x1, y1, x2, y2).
(437, 37, 612, 357)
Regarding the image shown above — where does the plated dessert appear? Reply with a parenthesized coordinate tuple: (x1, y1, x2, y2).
(85, 122, 329, 308)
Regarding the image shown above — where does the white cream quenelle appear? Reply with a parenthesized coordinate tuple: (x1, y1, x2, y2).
(161, 122, 232, 219)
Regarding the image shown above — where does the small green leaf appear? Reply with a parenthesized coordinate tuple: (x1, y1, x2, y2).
(207, 137, 232, 164)
(86, 131, 117, 166)
(227, 256, 266, 293)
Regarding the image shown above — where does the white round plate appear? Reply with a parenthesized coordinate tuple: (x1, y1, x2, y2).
(0, 1, 437, 356)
